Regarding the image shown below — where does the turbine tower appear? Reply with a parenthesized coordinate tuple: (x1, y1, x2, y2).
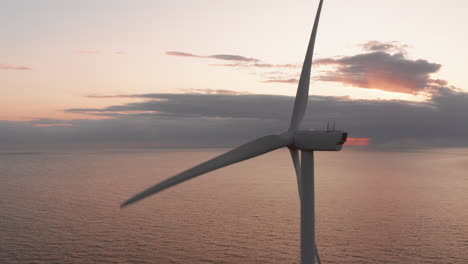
(121, 1, 348, 263)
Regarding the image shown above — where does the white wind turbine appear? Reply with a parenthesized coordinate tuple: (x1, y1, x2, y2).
(121, 1, 348, 263)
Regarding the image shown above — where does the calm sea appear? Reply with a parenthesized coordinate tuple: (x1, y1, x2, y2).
(1, 148, 467, 264)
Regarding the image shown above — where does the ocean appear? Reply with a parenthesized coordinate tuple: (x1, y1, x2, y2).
(1, 148, 467, 264)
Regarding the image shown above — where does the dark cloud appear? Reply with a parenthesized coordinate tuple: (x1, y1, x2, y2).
(179, 89, 250, 95)
(165, 50, 303, 85)
(209, 54, 258, 62)
(262, 78, 299, 84)
(0, 85, 459, 149)
(315, 52, 442, 94)
(87, 89, 250, 99)
(165, 51, 303, 72)
(30, 119, 73, 125)
(165, 51, 201, 58)
(210, 62, 301, 69)
(210, 62, 302, 69)
(31, 119, 73, 127)
(361, 41, 409, 53)
(68, 93, 293, 120)
(208, 63, 242, 67)
(165, 51, 258, 62)
(0, 64, 32, 70)
(253, 63, 300, 68)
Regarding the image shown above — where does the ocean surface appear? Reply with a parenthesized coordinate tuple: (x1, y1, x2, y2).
(1, 148, 467, 264)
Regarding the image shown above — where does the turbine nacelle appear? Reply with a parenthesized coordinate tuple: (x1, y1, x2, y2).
(292, 130, 348, 151)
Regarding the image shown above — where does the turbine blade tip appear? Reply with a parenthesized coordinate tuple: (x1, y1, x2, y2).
(120, 200, 132, 209)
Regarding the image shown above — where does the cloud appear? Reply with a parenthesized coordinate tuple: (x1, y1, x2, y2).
(361, 41, 409, 53)
(253, 63, 300, 68)
(56, 83, 468, 148)
(1, 42, 465, 150)
(0, 64, 32, 70)
(209, 54, 257, 62)
(165, 42, 450, 93)
(165, 50, 303, 85)
(31, 119, 73, 127)
(166, 42, 441, 91)
(179, 89, 250, 95)
(166, 51, 303, 72)
(1, 85, 467, 149)
(210, 63, 301, 69)
(87, 89, 250, 98)
(262, 78, 299, 84)
(165, 51, 201, 58)
(34, 123, 72, 127)
(68, 93, 293, 120)
(166, 51, 258, 62)
(315, 51, 442, 94)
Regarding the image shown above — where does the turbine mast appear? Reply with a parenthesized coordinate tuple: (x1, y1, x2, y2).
(300, 151, 316, 264)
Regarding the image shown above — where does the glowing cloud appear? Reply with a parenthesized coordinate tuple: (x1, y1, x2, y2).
(312, 41, 451, 94)
(315, 52, 442, 94)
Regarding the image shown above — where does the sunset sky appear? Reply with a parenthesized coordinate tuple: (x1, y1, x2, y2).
(1, 0, 467, 149)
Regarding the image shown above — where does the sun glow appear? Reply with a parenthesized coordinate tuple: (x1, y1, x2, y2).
(345, 138, 371, 147)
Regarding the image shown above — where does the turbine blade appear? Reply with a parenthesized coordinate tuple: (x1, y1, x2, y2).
(289, 0, 324, 132)
(289, 148, 302, 200)
(121, 134, 289, 208)
(316, 244, 322, 264)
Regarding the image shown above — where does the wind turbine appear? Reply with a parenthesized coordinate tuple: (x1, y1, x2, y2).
(121, 0, 348, 263)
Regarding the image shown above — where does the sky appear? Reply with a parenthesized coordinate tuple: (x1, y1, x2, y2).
(1, 0, 468, 149)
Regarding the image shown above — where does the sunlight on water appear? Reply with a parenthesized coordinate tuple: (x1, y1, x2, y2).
(1, 148, 467, 263)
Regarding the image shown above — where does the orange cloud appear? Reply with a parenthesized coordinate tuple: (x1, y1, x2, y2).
(345, 137, 371, 147)
(315, 51, 442, 94)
